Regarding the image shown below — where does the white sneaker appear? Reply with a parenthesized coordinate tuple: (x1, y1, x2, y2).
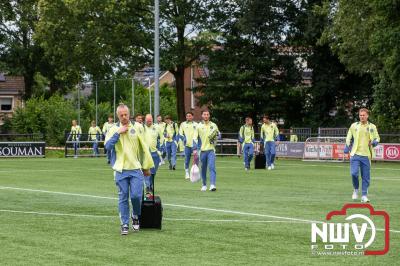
(361, 196, 370, 203)
(352, 190, 358, 200)
(74, 155, 78, 159)
(209, 185, 216, 191)
(201, 186, 207, 192)
(245, 167, 249, 171)
(267, 166, 272, 170)
(185, 173, 190, 179)
(271, 164, 275, 169)
(131, 215, 140, 231)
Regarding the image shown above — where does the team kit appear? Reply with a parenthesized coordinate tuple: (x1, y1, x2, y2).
(69, 106, 379, 235)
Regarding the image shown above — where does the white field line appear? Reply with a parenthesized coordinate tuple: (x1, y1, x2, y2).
(0, 209, 307, 224)
(0, 185, 399, 234)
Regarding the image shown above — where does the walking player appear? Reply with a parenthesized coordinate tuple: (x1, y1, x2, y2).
(344, 108, 380, 203)
(143, 114, 163, 194)
(88, 120, 102, 156)
(260, 115, 279, 170)
(197, 110, 220, 191)
(69, 120, 82, 159)
(239, 117, 255, 171)
(179, 112, 198, 179)
(105, 104, 154, 235)
(164, 115, 179, 170)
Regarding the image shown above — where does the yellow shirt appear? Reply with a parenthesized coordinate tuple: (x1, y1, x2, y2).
(355, 124, 370, 157)
(165, 122, 178, 142)
(144, 124, 163, 153)
(179, 121, 198, 147)
(157, 122, 166, 135)
(88, 126, 102, 141)
(239, 125, 254, 144)
(261, 123, 279, 142)
(105, 122, 154, 172)
(346, 121, 380, 159)
(102, 122, 114, 135)
(70, 125, 82, 140)
(197, 121, 219, 151)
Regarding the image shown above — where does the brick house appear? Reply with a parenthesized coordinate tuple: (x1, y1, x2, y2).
(0, 73, 25, 125)
(182, 64, 208, 121)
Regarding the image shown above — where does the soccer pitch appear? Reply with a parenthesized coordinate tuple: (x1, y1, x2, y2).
(0, 157, 399, 265)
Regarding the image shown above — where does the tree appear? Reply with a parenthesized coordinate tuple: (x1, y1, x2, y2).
(158, 0, 218, 121)
(0, 0, 47, 98)
(35, 0, 152, 88)
(284, 0, 374, 127)
(195, 0, 302, 131)
(35, 0, 218, 121)
(320, 0, 400, 129)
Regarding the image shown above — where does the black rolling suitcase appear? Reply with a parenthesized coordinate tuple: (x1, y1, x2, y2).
(140, 176, 163, 229)
(255, 153, 266, 169)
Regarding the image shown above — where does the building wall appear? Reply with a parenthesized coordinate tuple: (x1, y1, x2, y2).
(183, 65, 206, 122)
(0, 75, 25, 125)
(159, 72, 175, 88)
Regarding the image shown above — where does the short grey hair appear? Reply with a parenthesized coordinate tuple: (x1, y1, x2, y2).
(116, 104, 129, 115)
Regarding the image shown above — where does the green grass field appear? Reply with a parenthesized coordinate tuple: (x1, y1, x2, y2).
(0, 156, 399, 265)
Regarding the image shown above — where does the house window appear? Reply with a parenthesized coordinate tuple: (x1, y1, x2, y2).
(0, 97, 13, 111)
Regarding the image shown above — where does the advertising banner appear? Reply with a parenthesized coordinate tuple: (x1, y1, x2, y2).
(276, 142, 304, 157)
(0, 142, 45, 158)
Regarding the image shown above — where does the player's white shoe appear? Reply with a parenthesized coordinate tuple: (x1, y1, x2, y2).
(352, 190, 358, 200)
(271, 164, 275, 169)
(361, 196, 370, 203)
(245, 167, 249, 171)
(201, 185, 207, 192)
(267, 166, 272, 170)
(185, 171, 190, 180)
(209, 185, 216, 191)
(131, 215, 140, 232)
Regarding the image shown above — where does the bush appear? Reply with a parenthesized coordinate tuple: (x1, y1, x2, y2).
(12, 95, 77, 146)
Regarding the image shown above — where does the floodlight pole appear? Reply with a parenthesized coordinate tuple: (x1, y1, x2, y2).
(154, 0, 160, 118)
(95, 81, 98, 126)
(77, 84, 80, 126)
(131, 78, 135, 117)
(113, 80, 116, 122)
(148, 78, 152, 115)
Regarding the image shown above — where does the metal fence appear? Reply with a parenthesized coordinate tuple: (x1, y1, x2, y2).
(64, 133, 106, 158)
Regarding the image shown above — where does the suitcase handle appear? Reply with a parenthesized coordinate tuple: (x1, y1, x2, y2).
(143, 173, 156, 203)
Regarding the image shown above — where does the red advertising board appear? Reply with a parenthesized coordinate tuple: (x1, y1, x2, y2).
(332, 144, 350, 160)
(304, 143, 400, 161)
(383, 144, 400, 160)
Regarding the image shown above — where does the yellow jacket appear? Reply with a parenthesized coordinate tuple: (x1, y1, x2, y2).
(346, 121, 380, 159)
